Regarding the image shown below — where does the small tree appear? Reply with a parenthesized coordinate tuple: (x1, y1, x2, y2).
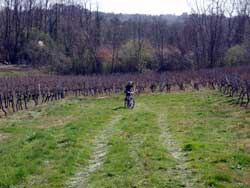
(119, 39, 154, 73)
(96, 47, 113, 73)
(157, 46, 193, 71)
(224, 45, 246, 66)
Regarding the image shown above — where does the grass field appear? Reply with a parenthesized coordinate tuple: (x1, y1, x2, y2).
(0, 65, 48, 76)
(0, 90, 249, 188)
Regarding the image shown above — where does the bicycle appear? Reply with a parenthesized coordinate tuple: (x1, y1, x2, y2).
(124, 91, 135, 109)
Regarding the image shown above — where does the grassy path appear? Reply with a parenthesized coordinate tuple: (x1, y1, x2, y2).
(85, 102, 177, 188)
(0, 97, 121, 187)
(158, 114, 195, 188)
(66, 115, 122, 188)
(0, 90, 250, 187)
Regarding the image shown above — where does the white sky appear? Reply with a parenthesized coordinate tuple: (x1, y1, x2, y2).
(95, 0, 190, 15)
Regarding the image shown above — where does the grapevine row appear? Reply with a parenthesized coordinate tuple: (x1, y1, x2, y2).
(0, 66, 249, 116)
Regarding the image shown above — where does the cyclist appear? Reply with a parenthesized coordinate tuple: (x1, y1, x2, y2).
(124, 81, 134, 99)
(124, 81, 135, 108)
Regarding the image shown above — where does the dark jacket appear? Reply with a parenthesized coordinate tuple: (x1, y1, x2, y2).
(125, 84, 133, 96)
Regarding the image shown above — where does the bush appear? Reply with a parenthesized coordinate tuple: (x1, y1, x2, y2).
(183, 143, 193, 152)
(224, 45, 247, 66)
(158, 46, 193, 71)
(118, 39, 154, 73)
(19, 29, 72, 73)
(96, 47, 113, 74)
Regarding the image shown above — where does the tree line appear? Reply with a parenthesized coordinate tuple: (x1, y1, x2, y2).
(0, 0, 249, 74)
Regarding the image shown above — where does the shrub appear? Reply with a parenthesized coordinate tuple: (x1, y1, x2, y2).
(224, 45, 247, 66)
(19, 29, 72, 73)
(183, 143, 193, 151)
(119, 39, 154, 73)
(96, 47, 113, 73)
(157, 46, 193, 71)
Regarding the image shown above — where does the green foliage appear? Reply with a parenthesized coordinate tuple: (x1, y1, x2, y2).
(183, 143, 193, 151)
(119, 39, 154, 72)
(19, 29, 72, 74)
(224, 45, 247, 66)
(233, 153, 250, 167)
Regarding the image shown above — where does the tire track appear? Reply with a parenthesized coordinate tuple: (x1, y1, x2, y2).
(66, 115, 122, 188)
(158, 114, 196, 188)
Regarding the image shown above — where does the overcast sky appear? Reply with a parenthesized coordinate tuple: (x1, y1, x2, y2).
(95, 0, 190, 15)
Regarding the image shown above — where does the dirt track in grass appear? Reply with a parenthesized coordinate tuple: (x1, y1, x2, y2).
(66, 115, 122, 188)
(158, 114, 196, 188)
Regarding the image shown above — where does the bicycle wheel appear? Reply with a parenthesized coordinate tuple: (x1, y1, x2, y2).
(124, 97, 128, 108)
(129, 98, 135, 109)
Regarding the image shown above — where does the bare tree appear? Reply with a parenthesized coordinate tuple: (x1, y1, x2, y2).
(189, 0, 227, 67)
(233, 0, 249, 44)
(152, 17, 168, 70)
(132, 16, 146, 72)
(110, 16, 122, 72)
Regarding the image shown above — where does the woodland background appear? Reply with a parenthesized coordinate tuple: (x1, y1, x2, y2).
(0, 0, 249, 75)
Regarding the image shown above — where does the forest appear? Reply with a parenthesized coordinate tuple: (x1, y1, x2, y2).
(0, 0, 249, 75)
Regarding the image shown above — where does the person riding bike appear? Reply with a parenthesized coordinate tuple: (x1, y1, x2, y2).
(124, 81, 135, 108)
(125, 81, 134, 97)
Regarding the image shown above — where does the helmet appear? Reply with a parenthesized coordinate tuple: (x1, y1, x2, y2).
(128, 81, 134, 86)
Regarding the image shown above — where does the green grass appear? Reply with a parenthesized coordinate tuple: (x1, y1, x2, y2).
(0, 90, 249, 188)
(0, 65, 48, 76)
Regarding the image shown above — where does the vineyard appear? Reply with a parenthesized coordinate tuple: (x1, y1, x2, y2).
(0, 66, 250, 117)
(1, 66, 250, 187)
(0, 85, 250, 187)
(1, 0, 250, 186)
